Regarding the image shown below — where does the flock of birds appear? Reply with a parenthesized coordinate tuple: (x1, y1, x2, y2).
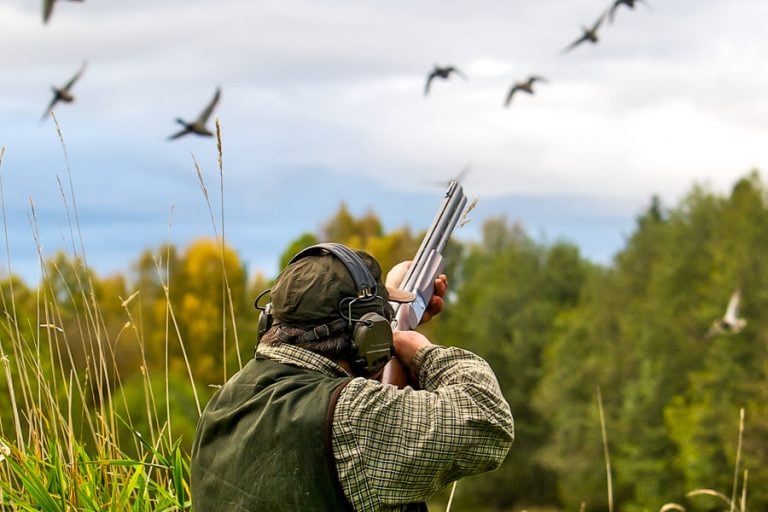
(41, 58, 222, 141)
(424, 0, 650, 107)
(39, 0, 218, 140)
(39, 0, 650, 140)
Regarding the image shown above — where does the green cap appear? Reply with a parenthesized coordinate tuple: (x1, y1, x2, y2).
(270, 248, 414, 328)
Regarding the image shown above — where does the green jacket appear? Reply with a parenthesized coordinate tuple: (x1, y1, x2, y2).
(191, 357, 353, 511)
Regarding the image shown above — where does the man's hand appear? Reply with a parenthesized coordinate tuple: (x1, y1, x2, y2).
(422, 273, 447, 324)
(392, 330, 432, 375)
(385, 261, 448, 324)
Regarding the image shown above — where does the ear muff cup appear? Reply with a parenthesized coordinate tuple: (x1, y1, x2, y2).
(350, 312, 393, 375)
(256, 303, 273, 344)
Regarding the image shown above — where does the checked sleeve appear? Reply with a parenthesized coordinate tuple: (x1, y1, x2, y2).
(331, 345, 514, 511)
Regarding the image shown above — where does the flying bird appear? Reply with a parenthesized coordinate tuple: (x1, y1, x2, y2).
(607, 0, 649, 23)
(168, 87, 221, 140)
(424, 65, 467, 96)
(421, 165, 472, 188)
(562, 15, 605, 53)
(43, 0, 84, 24)
(41, 61, 87, 122)
(706, 289, 747, 338)
(504, 75, 547, 107)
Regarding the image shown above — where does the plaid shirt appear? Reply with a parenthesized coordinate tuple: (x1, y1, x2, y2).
(256, 343, 514, 511)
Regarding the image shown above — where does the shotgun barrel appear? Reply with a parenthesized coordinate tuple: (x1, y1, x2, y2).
(391, 180, 467, 331)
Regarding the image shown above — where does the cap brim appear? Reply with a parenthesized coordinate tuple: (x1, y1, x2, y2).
(387, 286, 416, 303)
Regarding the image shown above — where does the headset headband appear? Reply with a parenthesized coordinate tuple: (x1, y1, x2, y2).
(289, 242, 378, 298)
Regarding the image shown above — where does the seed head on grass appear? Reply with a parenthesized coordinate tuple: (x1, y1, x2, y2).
(0, 440, 10, 462)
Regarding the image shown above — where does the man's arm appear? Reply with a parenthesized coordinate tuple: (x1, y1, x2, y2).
(332, 341, 514, 510)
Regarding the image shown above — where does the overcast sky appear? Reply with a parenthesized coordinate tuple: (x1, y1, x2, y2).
(2, 0, 767, 284)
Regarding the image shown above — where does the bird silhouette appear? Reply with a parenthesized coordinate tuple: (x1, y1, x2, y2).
(504, 75, 547, 107)
(562, 15, 605, 53)
(607, 0, 649, 23)
(422, 165, 472, 188)
(706, 289, 747, 338)
(424, 65, 467, 96)
(41, 61, 87, 122)
(43, 0, 84, 24)
(168, 87, 221, 140)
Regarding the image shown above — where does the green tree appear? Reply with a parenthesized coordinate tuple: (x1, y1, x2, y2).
(537, 173, 768, 511)
(436, 217, 593, 510)
(663, 173, 768, 507)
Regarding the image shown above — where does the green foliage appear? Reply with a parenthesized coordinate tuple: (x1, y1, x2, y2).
(536, 173, 768, 511)
(435, 217, 594, 510)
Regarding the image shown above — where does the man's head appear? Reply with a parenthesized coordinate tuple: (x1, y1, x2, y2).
(257, 243, 414, 372)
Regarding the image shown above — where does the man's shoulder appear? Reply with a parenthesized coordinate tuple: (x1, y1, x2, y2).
(255, 343, 351, 378)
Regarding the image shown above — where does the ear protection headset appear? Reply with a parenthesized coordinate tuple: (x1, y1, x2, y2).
(255, 243, 393, 375)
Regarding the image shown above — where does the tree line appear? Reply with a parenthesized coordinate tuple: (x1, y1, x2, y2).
(1, 172, 767, 511)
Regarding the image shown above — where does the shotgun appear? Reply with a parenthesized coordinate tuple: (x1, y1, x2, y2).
(382, 179, 468, 387)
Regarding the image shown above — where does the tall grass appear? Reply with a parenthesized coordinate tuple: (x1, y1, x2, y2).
(596, 386, 614, 512)
(597, 380, 750, 512)
(658, 407, 749, 512)
(0, 117, 236, 510)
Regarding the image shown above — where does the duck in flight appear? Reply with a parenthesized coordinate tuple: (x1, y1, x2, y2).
(168, 87, 221, 140)
(607, 0, 649, 23)
(706, 289, 747, 338)
(424, 65, 467, 95)
(562, 15, 605, 53)
(504, 75, 547, 107)
(41, 61, 87, 121)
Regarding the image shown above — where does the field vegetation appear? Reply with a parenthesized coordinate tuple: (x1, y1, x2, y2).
(0, 141, 765, 510)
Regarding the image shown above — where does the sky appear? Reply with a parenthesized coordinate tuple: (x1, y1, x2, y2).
(2, 0, 768, 285)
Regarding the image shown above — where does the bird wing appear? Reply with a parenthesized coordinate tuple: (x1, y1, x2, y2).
(455, 165, 471, 183)
(705, 321, 722, 339)
(451, 67, 468, 81)
(504, 85, 521, 106)
(530, 75, 548, 84)
(591, 13, 605, 32)
(41, 95, 59, 121)
(195, 87, 221, 124)
(562, 32, 588, 53)
(607, 0, 622, 23)
(724, 289, 741, 323)
(63, 61, 87, 90)
(424, 73, 435, 95)
(168, 127, 190, 140)
(43, 0, 55, 23)
(604, 0, 626, 23)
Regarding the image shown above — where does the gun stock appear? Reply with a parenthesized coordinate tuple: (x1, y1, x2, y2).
(383, 180, 467, 387)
